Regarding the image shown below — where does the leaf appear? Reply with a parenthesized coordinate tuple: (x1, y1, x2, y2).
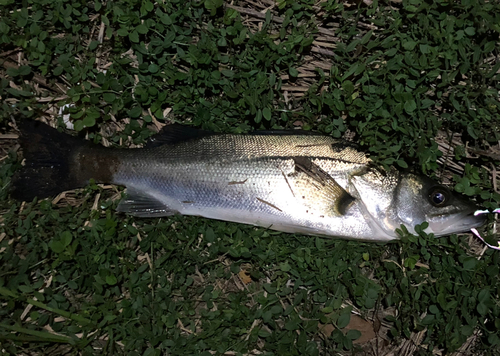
(161, 14, 172, 25)
(396, 160, 408, 168)
(258, 328, 271, 338)
(6, 67, 19, 77)
(321, 306, 333, 313)
(255, 109, 262, 124)
(144, 1, 153, 12)
(18, 65, 31, 76)
(103, 92, 116, 103)
(342, 80, 354, 94)
(477, 302, 489, 316)
(116, 28, 128, 36)
(262, 107, 271, 121)
(342, 63, 359, 80)
(238, 270, 252, 284)
(421, 98, 434, 109)
(204, 0, 223, 15)
(136, 24, 148, 35)
(148, 63, 159, 73)
(467, 125, 478, 139)
(484, 41, 496, 53)
(60, 231, 73, 248)
(6, 88, 32, 97)
(53, 66, 64, 76)
(106, 275, 117, 285)
(89, 40, 99, 50)
(464, 27, 475, 36)
(129, 31, 139, 43)
(346, 39, 360, 52)
(404, 99, 417, 113)
(429, 305, 439, 314)
(270, 305, 283, 315)
(49, 240, 65, 254)
(486, 61, 500, 78)
(402, 40, 417, 50)
(360, 30, 373, 45)
(82, 115, 96, 128)
(18, 285, 33, 293)
(488, 334, 500, 346)
(421, 314, 435, 325)
(337, 313, 351, 329)
(217, 36, 227, 46)
(346, 329, 361, 340)
(478, 289, 490, 303)
(386, 47, 398, 56)
(289, 67, 299, 77)
(263, 283, 276, 293)
(461, 325, 474, 336)
(73, 120, 84, 132)
(129, 107, 142, 118)
(0, 21, 10, 33)
(221, 69, 233, 77)
(462, 257, 477, 270)
(285, 319, 299, 330)
(419, 44, 430, 54)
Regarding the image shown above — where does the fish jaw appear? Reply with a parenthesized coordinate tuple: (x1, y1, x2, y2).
(425, 207, 487, 237)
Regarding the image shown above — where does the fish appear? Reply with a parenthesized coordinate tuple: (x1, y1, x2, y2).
(11, 120, 486, 242)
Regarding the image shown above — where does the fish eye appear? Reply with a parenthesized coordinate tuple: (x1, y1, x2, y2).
(428, 187, 449, 207)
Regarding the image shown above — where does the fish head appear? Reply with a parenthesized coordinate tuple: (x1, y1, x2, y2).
(352, 171, 486, 238)
(394, 173, 486, 236)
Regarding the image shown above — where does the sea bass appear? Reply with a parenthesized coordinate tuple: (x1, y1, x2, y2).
(11, 120, 485, 241)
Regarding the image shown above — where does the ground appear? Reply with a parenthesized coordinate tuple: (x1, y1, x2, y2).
(0, 0, 500, 355)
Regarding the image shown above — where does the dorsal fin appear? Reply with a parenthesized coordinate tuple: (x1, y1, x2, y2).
(145, 125, 324, 148)
(249, 129, 321, 136)
(145, 124, 213, 148)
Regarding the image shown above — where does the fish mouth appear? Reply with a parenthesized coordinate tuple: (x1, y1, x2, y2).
(428, 210, 487, 236)
(458, 210, 488, 229)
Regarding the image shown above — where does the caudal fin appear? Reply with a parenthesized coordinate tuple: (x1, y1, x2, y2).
(11, 120, 90, 201)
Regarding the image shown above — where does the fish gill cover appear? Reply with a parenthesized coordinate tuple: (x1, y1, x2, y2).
(0, 0, 500, 355)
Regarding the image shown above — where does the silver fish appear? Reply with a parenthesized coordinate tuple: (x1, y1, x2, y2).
(12, 121, 485, 241)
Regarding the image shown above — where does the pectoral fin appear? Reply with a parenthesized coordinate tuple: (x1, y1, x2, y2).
(117, 188, 177, 217)
(290, 157, 355, 216)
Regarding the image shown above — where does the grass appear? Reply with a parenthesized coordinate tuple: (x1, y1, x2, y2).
(1, 0, 500, 354)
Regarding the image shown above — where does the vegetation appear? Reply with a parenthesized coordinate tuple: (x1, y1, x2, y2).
(0, 0, 499, 354)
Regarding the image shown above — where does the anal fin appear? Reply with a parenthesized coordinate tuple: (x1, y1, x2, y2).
(117, 188, 177, 217)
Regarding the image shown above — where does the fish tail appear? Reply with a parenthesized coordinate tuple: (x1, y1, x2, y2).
(11, 120, 95, 201)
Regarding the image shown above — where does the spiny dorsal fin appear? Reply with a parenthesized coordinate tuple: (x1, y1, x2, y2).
(145, 124, 213, 148)
(145, 125, 326, 148)
(250, 129, 321, 136)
